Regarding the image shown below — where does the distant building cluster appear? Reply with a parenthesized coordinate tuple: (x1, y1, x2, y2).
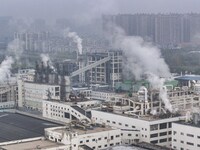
(103, 13, 200, 48)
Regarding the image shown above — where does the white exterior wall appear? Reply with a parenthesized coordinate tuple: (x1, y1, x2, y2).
(0, 101, 15, 109)
(91, 110, 185, 147)
(24, 82, 60, 111)
(91, 91, 124, 101)
(172, 122, 200, 150)
(45, 126, 121, 150)
(43, 101, 90, 123)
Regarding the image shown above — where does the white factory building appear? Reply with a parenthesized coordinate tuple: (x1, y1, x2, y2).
(91, 109, 185, 148)
(172, 113, 200, 150)
(45, 124, 121, 150)
(18, 81, 60, 111)
(42, 100, 93, 123)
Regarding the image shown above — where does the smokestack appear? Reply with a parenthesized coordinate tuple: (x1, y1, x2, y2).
(63, 28, 83, 57)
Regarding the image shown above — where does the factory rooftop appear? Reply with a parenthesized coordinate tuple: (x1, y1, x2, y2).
(0, 139, 65, 150)
(175, 75, 200, 81)
(93, 109, 184, 122)
(174, 120, 200, 128)
(0, 112, 61, 143)
(51, 124, 116, 135)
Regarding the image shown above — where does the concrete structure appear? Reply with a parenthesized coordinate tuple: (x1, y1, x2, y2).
(86, 50, 123, 88)
(172, 114, 200, 150)
(45, 124, 121, 150)
(20, 82, 60, 111)
(0, 138, 67, 150)
(91, 110, 185, 148)
(43, 100, 91, 123)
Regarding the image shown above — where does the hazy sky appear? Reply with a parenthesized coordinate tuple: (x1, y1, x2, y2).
(0, 0, 200, 20)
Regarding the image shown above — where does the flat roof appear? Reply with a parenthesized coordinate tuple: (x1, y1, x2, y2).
(175, 75, 200, 81)
(174, 120, 200, 128)
(0, 112, 61, 143)
(55, 125, 115, 135)
(0, 139, 64, 150)
(93, 109, 183, 122)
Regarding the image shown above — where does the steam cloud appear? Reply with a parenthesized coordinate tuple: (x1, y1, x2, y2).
(112, 26, 172, 112)
(40, 54, 55, 71)
(63, 28, 83, 55)
(0, 57, 14, 83)
(7, 39, 24, 62)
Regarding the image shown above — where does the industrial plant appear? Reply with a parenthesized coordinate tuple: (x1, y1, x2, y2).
(0, 1, 200, 150)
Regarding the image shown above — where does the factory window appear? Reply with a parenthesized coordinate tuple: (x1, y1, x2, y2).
(150, 133, 158, 138)
(197, 136, 200, 139)
(181, 132, 184, 135)
(186, 142, 194, 146)
(150, 140, 158, 144)
(159, 138, 167, 143)
(187, 134, 194, 137)
(197, 144, 200, 147)
(112, 121, 116, 124)
(150, 124, 158, 131)
(181, 141, 184, 143)
(173, 131, 177, 135)
(136, 134, 138, 137)
(104, 137, 107, 139)
(104, 144, 107, 147)
(98, 146, 101, 148)
(119, 123, 122, 125)
(180, 148, 184, 150)
(107, 120, 110, 123)
(110, 143, 114, 146)
(92, 147, 95, 149)
(160, 123, 167, 129)
(125, 124, 128, 127)
(168, 138, 171, 141)
(173, 139, 177, 142)
(111, 136, 114, 140)
(98, 138, 101, 140)
(132, 126, 136, 128)
(116, 135, 120, 138)
(160, 132, 167, 136)
(80, 141, 83, 144)
(116, 142, 120, 145)
(86, 140, 89, 142)
(168, 122, 172, 128)
(92, 139, 95, 141)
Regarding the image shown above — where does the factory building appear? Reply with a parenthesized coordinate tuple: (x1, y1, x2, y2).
(172, 113, 200, 150)
(42, 100, 92, 123)
(21, 82, 60, 111)
(91, 109, 185, 148)
(45, 123, 121, 150)
(86, 50, 123, 88)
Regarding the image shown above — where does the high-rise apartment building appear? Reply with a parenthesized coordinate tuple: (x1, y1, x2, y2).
(103, 13, 200, 48)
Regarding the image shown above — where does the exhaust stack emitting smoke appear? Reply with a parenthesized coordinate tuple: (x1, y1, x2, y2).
(63, 28, 83, 55)
(0, 57, 14, 83)
(40, 54, 55, 71)
(112, 26, 172, 112)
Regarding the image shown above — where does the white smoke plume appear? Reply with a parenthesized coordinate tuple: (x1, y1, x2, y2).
(7, 39, 24, 62)
(150, 109, 157, 116)
(0, 57, 14, 83)
(112, 26, 172, 112)
(40, 54, 55, 71)
(63, 28, 83, 55)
